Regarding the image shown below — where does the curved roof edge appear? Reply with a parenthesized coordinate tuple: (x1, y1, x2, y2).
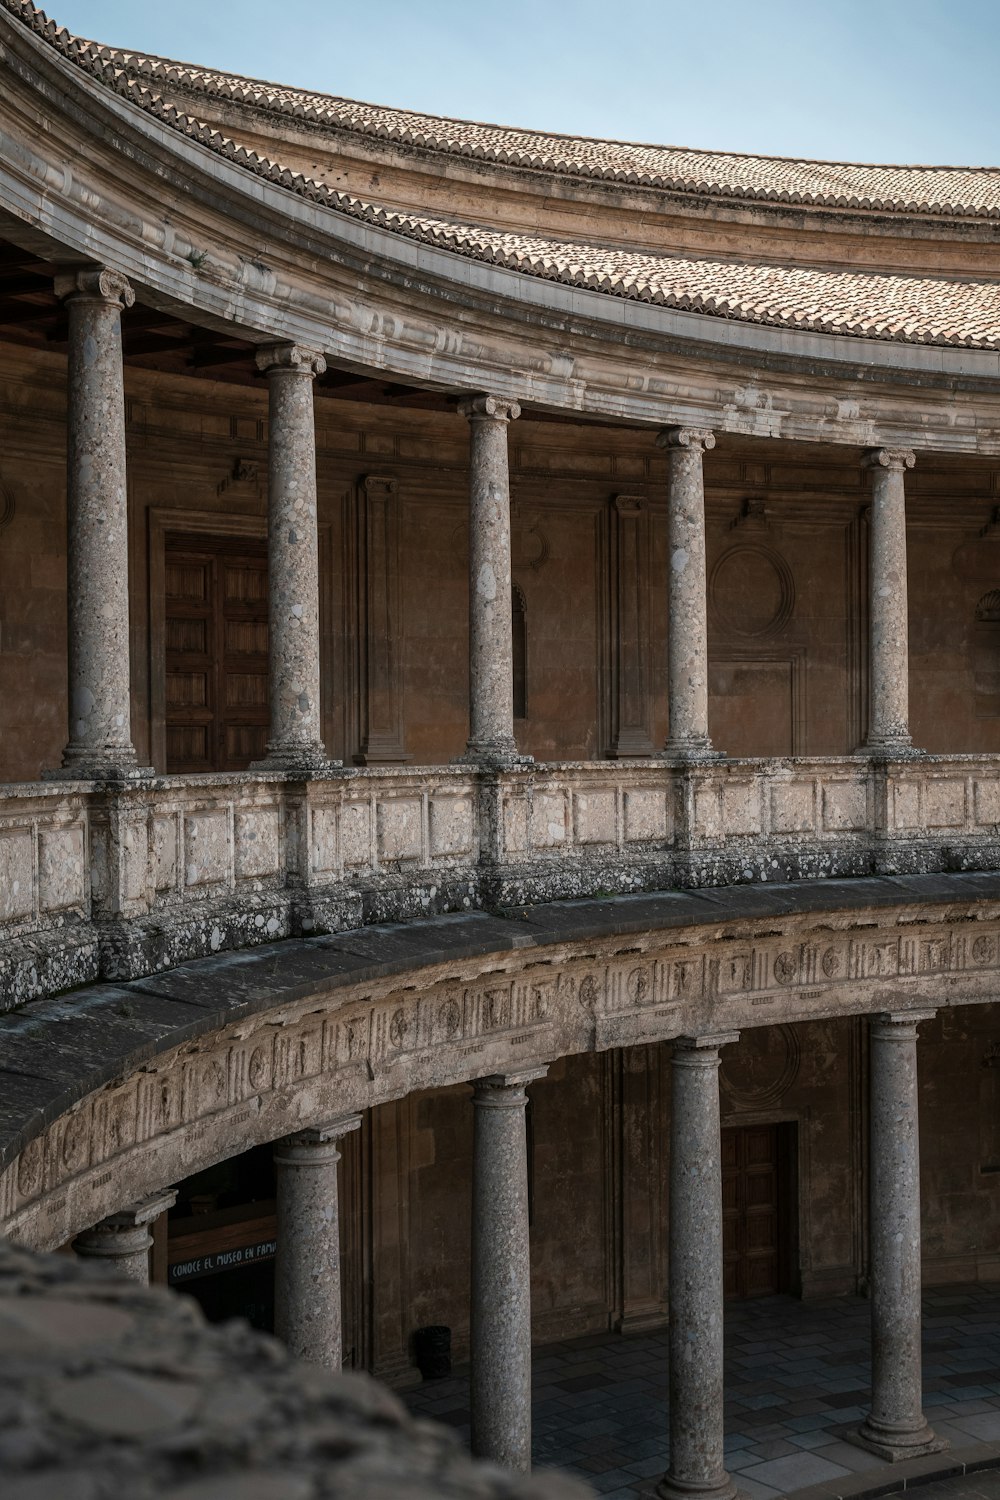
(4, 1, 1000, 354)
(64, 27, 1000, 220)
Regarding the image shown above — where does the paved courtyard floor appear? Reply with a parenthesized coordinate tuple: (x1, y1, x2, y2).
(404, 1284, 1000, 1499)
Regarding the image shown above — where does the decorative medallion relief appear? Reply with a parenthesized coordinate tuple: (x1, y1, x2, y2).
(721, 1024, 801, 1107)
(710, 544, 794, 637)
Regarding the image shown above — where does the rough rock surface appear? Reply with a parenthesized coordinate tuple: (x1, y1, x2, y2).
(0, 1239, 592, 1500)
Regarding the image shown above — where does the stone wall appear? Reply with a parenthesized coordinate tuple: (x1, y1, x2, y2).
(3, 349, 1000, 784)
(0, 1237, 590, 1499)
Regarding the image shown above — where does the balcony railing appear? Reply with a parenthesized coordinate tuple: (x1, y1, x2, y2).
(3, 754, 999, 1009)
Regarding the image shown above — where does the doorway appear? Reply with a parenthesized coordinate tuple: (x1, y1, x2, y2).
(722, 1122, 798, 1298)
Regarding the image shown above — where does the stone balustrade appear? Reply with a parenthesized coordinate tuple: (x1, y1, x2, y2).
(3, 754, 1000, 1009)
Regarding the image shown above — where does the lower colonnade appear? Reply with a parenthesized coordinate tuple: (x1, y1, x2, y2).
(1, 876, 985, 1492)
(64, 1012, 943, 1493)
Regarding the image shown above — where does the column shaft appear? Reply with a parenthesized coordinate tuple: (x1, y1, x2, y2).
(255, 344, 330, 771)
(470, 1068, 545, 1471)
(658, 427, 717, 758)
(273, 1117, 360, 1366)
(73, 1189, 176, 1283)
(459, 395, 523, 764)
(55, 268, 141, 778)
(855, 1012, 944, 1460)
(658, 1034, 739, 1500)
(864, 448, 915, 753)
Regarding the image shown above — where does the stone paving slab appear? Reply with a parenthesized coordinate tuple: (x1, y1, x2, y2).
(404, 1284, 1000, 1498)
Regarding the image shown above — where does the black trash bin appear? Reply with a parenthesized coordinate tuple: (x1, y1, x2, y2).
(414, 1324, 451, 1379)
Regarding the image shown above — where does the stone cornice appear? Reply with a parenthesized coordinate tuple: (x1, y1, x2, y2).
(2, 9, 1000, 453)
(4, 872, 1000, 1251)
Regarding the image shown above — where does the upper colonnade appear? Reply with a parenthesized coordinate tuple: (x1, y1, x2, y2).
(0, 0, 999, 455)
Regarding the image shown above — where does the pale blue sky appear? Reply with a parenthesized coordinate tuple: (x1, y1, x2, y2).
(48, 1, 1000, 165)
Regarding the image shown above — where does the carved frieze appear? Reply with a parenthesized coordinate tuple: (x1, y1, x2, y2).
(5, 902, 1000, 1250)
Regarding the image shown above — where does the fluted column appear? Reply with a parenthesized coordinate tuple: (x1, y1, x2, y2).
(855, 1012, 944, 1461)
(470, 1067, 547, 1471)
(864, 447, 917, 755)
(73, 1189, 176, 1283)
(458, 394, 527, 766)
(657, 427, 719, 759)
(53, 267, 145, 779)
(254, 344, 331, 772)
(658, 1033, 740, 1500)
(273, 1115, 361, 1366)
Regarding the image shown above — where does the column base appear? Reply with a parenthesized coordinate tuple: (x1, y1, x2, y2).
(856, 739, 925, 761)
(848, 1419, 948, 1464)
(250, 749, 342, 776)
(44, 757, 154, 784)
(661, 741, 726, 764)
(453, 747, 534, 770)
(655, 1472, 744, 1500)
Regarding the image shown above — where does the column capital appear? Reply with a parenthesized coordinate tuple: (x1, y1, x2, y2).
(473, 1067, 548, 1105)
(872, 1008, 936, 1037)
(54, 265, 135, 309)
(255, 342, 327, 377)
(657, 425, 716, 453)
(864, 446, 916, 472)
(674, 1032, 740, 1055)
(98, 1188, 178, 1230)
(275, 1114, 362, 1153)
(458, 393, 521, 423)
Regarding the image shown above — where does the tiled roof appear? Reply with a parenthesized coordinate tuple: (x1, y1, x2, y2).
(70, 43, 1000, 220)
(4, 1, 1000, 352)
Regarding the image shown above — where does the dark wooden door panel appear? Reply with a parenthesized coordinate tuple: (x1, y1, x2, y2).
(722, 1122, 796, 1299)
(164, 534, 268, 773)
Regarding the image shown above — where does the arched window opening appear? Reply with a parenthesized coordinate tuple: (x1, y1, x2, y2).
(512, 582, 527, 720)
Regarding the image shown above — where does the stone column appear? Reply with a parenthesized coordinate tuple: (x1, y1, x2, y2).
(458, 394, 527, 766)
(864, 447, 916, 755)
(470, 1067, 547, 1471)
(73, 1189, 176, 1283)
(273, 1115, 361, 1366)
(53, 267, 145, 779)
(855, 1012, 944, 1461)
(657, 427, 718, 759)
(657, 1033, 740, 1500)
(254, 344, 331, 772)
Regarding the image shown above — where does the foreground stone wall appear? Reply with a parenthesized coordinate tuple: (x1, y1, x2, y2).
(0, 1238, 589, 1499)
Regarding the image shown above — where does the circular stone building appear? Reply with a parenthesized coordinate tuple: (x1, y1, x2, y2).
(1, 4, 1000, 1496)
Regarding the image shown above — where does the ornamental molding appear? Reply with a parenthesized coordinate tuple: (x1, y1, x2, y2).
(53, 266, 135, 309)
(657, 426, 716, 452)
(458, 394, 521, 423)
(5, 903, 1000, 1252)
(255, 343, 327, 377)
(864, 447, 916, 472)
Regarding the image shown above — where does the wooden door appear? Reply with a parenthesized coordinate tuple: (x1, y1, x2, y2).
(722, 1123, 796, 1298)
(164, 534, 269, 772)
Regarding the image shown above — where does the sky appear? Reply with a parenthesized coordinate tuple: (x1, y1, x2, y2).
(45, 1, 1000, 166)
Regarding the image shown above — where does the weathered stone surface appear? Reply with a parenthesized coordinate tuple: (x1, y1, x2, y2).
(658, 1034, 739, 1500)
(274, 1117, 360, 1367)
(471, 1070, 546, 1472)
(254, 345, 329, 773)
(0, 1239, 591, 1498)
(6, 875, 1000, 1251)
(853, 1012, 946, 1463)
(865, 448, 916, 755)
(459, 396, 524, 765)
(658, 428, 717, 759)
